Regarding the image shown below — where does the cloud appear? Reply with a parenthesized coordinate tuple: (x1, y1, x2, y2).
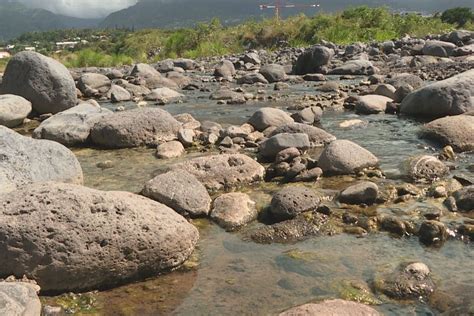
(17, 0, 138, 18)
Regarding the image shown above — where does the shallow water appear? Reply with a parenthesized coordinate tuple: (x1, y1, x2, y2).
(60, 78, 474, 315)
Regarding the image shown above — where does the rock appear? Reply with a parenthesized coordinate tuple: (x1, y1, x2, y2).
(340, 181, 379, 205)
(248, 107, 294, 132)
(236, 73, 269, 84)
(77, 73, 111, 96)
(173, 58, 196, 70)
(130, 63, 161, 78)
(453, 186, 473, 212)
(302, 73, 326, 81)
(422, 40, 456, 57)
(355, 95, 393, 114)
(145, 87, 184, 103)
(214, 60, 236, 79)
(380, 216, 407, 236)
(117, 81, 151, 97)
(386, 73, 423, 89)
(141, 169, 211, 217)
(172, 154, 265, 191)
(270, 123, 336, 147)
(33, 103, 112, 146)
(0, 51, 77, 114)
(453, 43, 474, 56)
(374, 83, 396, 99)
(0, 182, 199, 292)
(421, 115, 474, 153)
(292, 106, 322, 124)
(242, 52, 261, 64)
(178, 128, 195, 147)
(156, 141, 185, 159)
(90, 108, 181, 148)
(260, 133, 310, 160)
(401, 155, 449, 182)
(270, 186, 320, 221)
(329, 60, 378, 75)
(375, 262, 435, 299)
(275, 147, 301, 163)
(108, 85, 132, 102)
(393, 84, 414, 103)
(318, 140, 379, 175)
(293, 45, 334, 75)
(211, 193, 257, 230)
(0, 94, 32, 127)
(106, 69, 124, 79)
(0, 126, 83, 194)
(338, 119, 368, 129)
(0, 282, 41, 316)
(446, 30, 474, 43)
(419, 220, 447, 246)
(259, 64, 287, 83)
(210, 89, 245, 103)
(400, 69, 474, 118)
(279, 299, 380, 316)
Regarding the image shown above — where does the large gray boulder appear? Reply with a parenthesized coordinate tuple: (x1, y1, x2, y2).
(453, 186, 473, 212)
(318, 140, 379, 175)
(248, 107, 294, 132)
(210, 193, 257, 231)
(130, 63, 160, 78)
(172, 154, 265, 191)
(293, 45, 334, 75)
(0, 51, 77, 114)
(33, 102, 112, 146)
(90, 108, 181, 148)
(421, 115, 474, 153)
(400, 69, 474, 118)
(237, 73, 269, 85)
(141, 169, 211, 217)
(270, 123, 336, 147)
(270, 186, 320, 221)
(280, 299, 380, 316)
(108, 84, 132, 102)
(339, 181, 379, 205)
(0, 94, 32, 128)
(386, 73, 424, 89)
(259, 64, 287, 83)
(401, 155, 449, 182)
(77, 73, 111, 96)
(329, 60, 378, 75)
(260, 133, 310, 160)
(214, 60, 236, 79)
(0, 282, 41, 316)
(422, 40, 456, 57)
(0, 126, 83, 194)
(0, 182, 199, 292)
(355, 95, 393, 114)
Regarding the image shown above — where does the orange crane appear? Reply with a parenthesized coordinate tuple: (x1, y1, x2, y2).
(259, 0, 320, 20)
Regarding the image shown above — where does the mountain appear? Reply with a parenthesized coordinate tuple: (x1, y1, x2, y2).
(0, 1, 99, 41)
(100, 0, 474, 29)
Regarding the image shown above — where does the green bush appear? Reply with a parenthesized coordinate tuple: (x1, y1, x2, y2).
(441, 7, 474, 27)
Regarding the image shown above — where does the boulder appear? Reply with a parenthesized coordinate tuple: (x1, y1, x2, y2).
(0, 182, 199, 292)
(145, 87, 184, 103)
(421, 115, 474, 153)
(77, 73, 111, 96)
(401, 155, 449, 182)
(108, 85, 132, 102)
(318, 140, 379, 175)
(280, 299, 380, 316)
(374, 84, 396, 99)
(293, 45, 334, 75)
(172, 154, 265, 191)
(0, 94, 32, 127)
(329, 60, 378, 75)
(355, 95, 393, 114)
(0, 282, 41, 316)
(292, 106, 322, 125)
(419, 221, 447, 246)
(141, 169, 211, 217)
(339, 181, 379, 205)
(453, 43, 474, 56)
(214, 60, 236, 79)
(166, 71, 192, 88)
(422, 40, 456, 57)
(33, 102, 112, 146)
(259, 64, 287, 83)
(400, 69, 474, 118)
(302, 73, 326, 81)
(453, 186, 473, 212)
(0, 51, 77, 114)
(0, 126, 83, 194)
(210, 193, 257, 230)
(90, 108, 181, 148)
(386, 73, 423, 89)
(130, 63, 160, 78)
(248, 108, 294, 132)
(156, 141, 185, 159)
(270, 186, 320, 221)
(173, 58, 196, 70)
(236, 73, 269, 85)
(242, 52, 261, 64)
(260, 133, 310, 160)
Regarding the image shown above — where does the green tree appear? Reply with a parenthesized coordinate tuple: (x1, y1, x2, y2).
(441, 7, 474, 27)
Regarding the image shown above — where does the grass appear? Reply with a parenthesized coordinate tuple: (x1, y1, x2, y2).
(0, 58, 9, 72)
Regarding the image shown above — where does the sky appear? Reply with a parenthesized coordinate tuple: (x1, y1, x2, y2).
(17, 0, 138, 18)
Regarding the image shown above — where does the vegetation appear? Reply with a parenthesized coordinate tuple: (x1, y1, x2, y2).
(441, 7, 474, 27)
(0, 58, 9, 72)
(6, 6, 471, 68)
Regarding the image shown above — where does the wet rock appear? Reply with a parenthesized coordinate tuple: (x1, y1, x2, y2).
(374, 262, 435, 299)
(141, 169, 211, 217)
(318, 140, 379, 175)
(400, 69, 474, 118)
(293, 45, 334, 75)
(329, 60, 378, 75)
(401, 155, 449, 182)
(270, 186, 320, 221)
(355, 95, 393, 114)
(77, 73, 111, 97)
(422, 40, 456, 57)
(33, 102, 112, 146)
(260, 64, 287, 83)
(214, 60, 236, 79)
(340, 181, 379, 205)
(172, 154, 265, 191)
(0, 282, 41, 316)
(211, 193, 257, 230)
(421, 115, 474, 153)
(108, 85, 132, 102)
(0, 182, 199, 292)
(453, 186, 473, 212)
(380, 216, 407, 236)
(0, 126, 83, 194)
(237, 72, 269, 84)
(248, 107, 294, 132)
(90, 108, 181, 148)
(0, 94, 32, 128)
(260, 133, 310, 160)
(292, 106, 322, 124)
(0, 51, 77, 114)
(270, 123, 336, 147)
(279, 299, 380, 316)
(156, 141, 185, 159)
(338, 119, 368, 129)
(418, 220, 447, 246)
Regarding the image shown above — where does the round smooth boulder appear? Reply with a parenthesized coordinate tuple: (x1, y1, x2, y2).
(0, 94, 32, 128)
(141, 169, 211, 217)
(270, 186, 320, 221)
(401, 155, 449, 183)
(421, 115, 474, 153)
(293, 45, 334, 75)
(318, 140, 379, 175)
(260, 133, 310, 160)
(0, 126, 83, 194)
(339, 181, 379, 205)
(0, 182, 199, 292)
(90, 108, 181, 148)
(0, 282, 41, 316)
(211, 193, 257, 231)
(214, 60, 236, 79)
(280, 299, 380, 316)
(248, 108, 294, 132)
(0, 51, 77, 114)
(259, 64, 287, 83)
(156, 141, 185, 159)
(270, 123, 336, 147)
(453, 186, 473, 212)
(77, 73, 111, 96)
(355, 95, 393, 114)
